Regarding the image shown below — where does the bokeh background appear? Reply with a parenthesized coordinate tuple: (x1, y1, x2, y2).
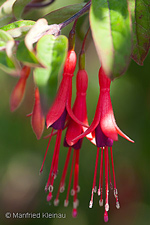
(0, 0, 150, 225)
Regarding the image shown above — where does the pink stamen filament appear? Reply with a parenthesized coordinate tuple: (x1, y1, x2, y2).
(46, 130, 62, 190)
(55, 147, 72, 202)
(110, 147, 120, 208)
(104, 147, 109, 212)
(40, 128, 54, 174)
(89, 147, 100, 208)
(73, 149, 80, 217)
(108, 155, 113, 190)
(65, 151, 76, 206)
(98, 147, 103, 206)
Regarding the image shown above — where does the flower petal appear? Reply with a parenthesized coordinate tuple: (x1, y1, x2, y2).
(46, 76, 70, 128)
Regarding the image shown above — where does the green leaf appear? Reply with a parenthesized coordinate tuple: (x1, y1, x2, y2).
(44, 3, 86, 24)
(16, 40, 40, 66)
(0, 29, 20, 74)
(0, 30, 13, 48)
(129, 0, 150, 65)
(0, 50, 18, 75)
(0, 0, 17, 27)
(13, 0, 31, 19)
(0, 20, 35, 38)
(34, 34, 68, 105)
(90, 0, 132, 79)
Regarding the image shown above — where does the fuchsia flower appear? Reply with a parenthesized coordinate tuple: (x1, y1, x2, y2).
(31, 87, 45, 140)
(10, 66, 30, 112)
(71, 66, 134, 222)
(52, 69, 89, 217)
(41, 49, 88, 202)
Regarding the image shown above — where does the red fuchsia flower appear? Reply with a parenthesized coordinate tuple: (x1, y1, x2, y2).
(41, 49, 88, 203)
(52, 68, 89, 218)
(71, 66, 134, 222)
(10, 66, 30, 112)
(31, 87, 45, 140)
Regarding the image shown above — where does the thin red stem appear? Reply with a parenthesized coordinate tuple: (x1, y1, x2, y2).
(40, 128, 54, 174)
(55, 147, 72, 201)
(110, 147, 116, 189)
(89, 147, 100, 208)
(46, 130, 62, 189)
(65, 151, 76, 204)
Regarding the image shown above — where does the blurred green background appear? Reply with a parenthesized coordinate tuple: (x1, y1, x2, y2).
(0, 0, 150, 225)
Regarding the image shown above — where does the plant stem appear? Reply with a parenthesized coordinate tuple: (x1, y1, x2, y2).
(59, 1, 91, 30)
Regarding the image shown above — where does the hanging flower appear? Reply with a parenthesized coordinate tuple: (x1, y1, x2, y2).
(10, 66, 30, 112)
(52, 68, 89, 217)
(71, 66, 134, 222)
(31, 87, 45, 140)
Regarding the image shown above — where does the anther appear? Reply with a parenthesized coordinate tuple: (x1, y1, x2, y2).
(116, 201, 120, 209)
(60, 185, 65, 193)
(105, 203, 109, 211)
(89, 200, 93, 208)
(48, 185, 53, 192)
(71, 189, 75, 196)
(64, 199, 69, 207)
(99, 199, 103, 206)
(54, 199, 59, 206)
(73, 199, 79, 209)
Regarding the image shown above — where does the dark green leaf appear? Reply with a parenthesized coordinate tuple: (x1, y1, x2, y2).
(90, 0, 132, 79)
(44, 3, 86, 24)
(34, 34, 68, 107)
(13, 0, 31, 19)
(130, 0, 150, 65)
(0, 20, 35, 38)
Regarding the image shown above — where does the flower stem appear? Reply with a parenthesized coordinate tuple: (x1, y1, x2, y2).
(59, 1, 91, 30)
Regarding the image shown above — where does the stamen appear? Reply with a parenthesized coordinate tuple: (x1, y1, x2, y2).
(98, 148, 103, 208)
(108, 156, 113, 190)
(110, 147, 120, 209)
(55, 147, 72, 202)
(64, 151, 76, 205)
(89, 147, 100, 208)
(73, 149, 79, 203)
(72, 149, 80, 217)
(46, 130, 62, 190)
(39, 128, 54, 174)
(104, 147, 109, 212)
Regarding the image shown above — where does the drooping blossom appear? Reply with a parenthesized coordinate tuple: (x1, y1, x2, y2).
(41, 48, 87, 203)
(52, 67, 89, 217)
(71, 66, 134, 222)
(31, 87, 45, 140)
(10, 66, 30, 112)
